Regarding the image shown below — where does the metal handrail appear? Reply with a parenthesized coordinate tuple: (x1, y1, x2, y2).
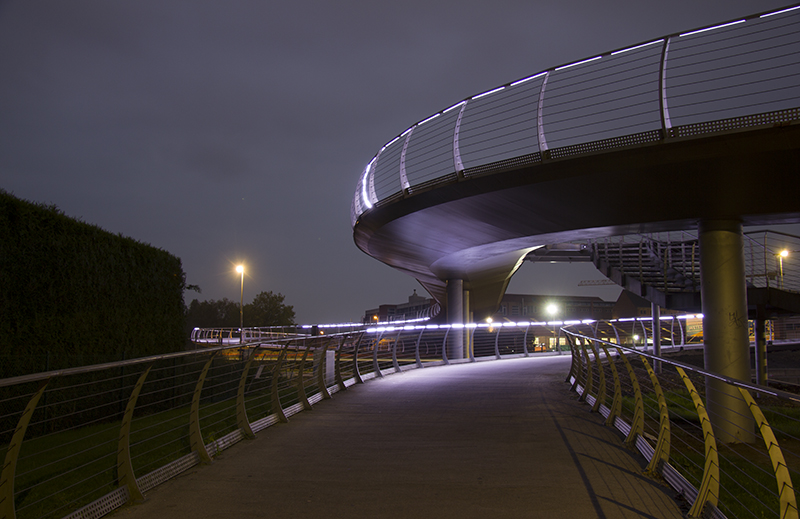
(561, 320, 800, 519)
(563, 328, 800, 405)
(1, 317, 798, 518)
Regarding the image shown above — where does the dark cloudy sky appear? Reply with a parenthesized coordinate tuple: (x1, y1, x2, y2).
(0, 1, 791, 324)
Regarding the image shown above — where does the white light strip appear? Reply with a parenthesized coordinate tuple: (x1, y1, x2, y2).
(381, 136, 400, 151)
(401, 127, 413, 137)
(510, 72, 547, 87)
(680, 19, 746, 37)
(361, 161, 373, 210)
(761, 5, 800, 17)
(443, 100, 467, 114)
(418, 113, 441, 126)
(555, 55, 602, 71)
(472, 86, 505, 100)
(611, 39, 664, 55)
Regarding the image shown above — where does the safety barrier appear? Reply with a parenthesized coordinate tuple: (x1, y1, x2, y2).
(0, 322, 565, 519)
(2, 317, 798, 519)
(352, 4, 800, 226)
(563, 322, 800, 519)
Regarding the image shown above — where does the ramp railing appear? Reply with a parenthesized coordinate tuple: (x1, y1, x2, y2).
(563, 322, 800, 519)
(2, 317, 798, 519)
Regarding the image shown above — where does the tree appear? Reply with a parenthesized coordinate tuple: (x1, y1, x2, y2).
(243, 291, 295, 326)
(185, 298, 240, 330)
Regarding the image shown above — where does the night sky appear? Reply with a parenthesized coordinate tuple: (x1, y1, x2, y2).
(0, 1, 791, 324)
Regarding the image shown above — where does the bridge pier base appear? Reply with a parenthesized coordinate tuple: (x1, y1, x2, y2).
(447, 279, 465, 360)
(699, 220, 754, 443)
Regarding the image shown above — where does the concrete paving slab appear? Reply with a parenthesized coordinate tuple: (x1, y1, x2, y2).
(112, 355, 684, 518)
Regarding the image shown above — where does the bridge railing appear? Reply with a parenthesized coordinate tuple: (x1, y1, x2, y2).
(352, 4, 800, 226)
(2, 317, 798, 519)
(586, 229, 800, 297)
(563, 322, 800, 519)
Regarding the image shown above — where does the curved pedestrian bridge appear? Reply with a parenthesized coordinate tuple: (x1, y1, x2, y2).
(2, 321, 798, 519)
(110, 356, 687, 519)
(351, 5, 800, 318)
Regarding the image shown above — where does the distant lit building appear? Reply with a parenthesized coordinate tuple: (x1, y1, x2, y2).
(363, 290, 439, 323)
(493, 294, 614, 322)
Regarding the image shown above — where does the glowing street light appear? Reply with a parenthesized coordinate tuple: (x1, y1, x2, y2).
(779, 250, 789, 290)
(546, 303, 559, 351)
(236, 265, 244, 343)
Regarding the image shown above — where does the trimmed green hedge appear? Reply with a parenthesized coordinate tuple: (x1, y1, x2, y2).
(0, 190, 187, 370)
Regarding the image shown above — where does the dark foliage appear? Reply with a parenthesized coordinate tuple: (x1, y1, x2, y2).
(0, 190, 188, 371)
(185, 291, 295, 331)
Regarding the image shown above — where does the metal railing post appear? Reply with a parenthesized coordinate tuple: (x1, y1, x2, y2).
(0, 380, 49, 519)
(236, 351, 257, 439)
(318, 341, 332, 399)
(117, 366, 152, 503)
(737, 387, 798, 519)
(391, 330, 402, 372)
(297, 342, 313, 411)
(603, 346, 623, 427)
(579, 338, 594, 403)
(372, 331, 383, 378)
(415, 328, 424, 368)
(190, 355, 216, 464)
(271, 346, 289, 423)
(590, 339, 605, 413)
(676, 367, 719, 518)
(334, 340, 346, 391)
(617, 351, 644, 448)
(353, 335, 364, 384)
(640, 357, 670, 478)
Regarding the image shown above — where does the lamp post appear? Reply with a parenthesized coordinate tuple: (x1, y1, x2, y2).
(779, 250, 789, 290)
(236, 265, 244, 343)
(546, 303, 558, 351)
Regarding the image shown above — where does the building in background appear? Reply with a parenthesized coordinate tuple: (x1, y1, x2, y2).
(492, 294, 614, 322)
(363, 290, 439, 323)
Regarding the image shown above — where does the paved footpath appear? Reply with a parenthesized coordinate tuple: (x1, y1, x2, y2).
(113, 355, 684, 519)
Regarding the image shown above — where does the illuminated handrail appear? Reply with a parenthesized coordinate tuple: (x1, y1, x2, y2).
(1, 316, 799, 518)
(352, 5, 800, 226)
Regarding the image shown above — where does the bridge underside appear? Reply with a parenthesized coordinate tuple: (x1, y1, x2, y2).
(354, 124, 800, 319)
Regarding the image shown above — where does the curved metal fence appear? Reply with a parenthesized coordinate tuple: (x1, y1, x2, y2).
(1, 316, 799, 519)
(562, 321, 800, 519)
(352, 4, 800, 226)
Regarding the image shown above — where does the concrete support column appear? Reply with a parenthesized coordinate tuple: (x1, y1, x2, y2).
(754, 305, 768, 387)
(651, 303, 661, 373)
(463, 289, 471, 359)
(699, 220, 754, 443)
(446, 279, 464, 360)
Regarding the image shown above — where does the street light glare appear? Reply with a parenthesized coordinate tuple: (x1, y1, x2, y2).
(546, 303, 558, 315)
(780, 250, 789, 258)
(236, 265, 244, 274)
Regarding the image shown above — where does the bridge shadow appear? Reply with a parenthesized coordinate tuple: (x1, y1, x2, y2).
(115, 356, 683, 518)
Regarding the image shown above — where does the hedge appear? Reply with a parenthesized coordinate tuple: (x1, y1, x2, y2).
(0, 190, 187, 373)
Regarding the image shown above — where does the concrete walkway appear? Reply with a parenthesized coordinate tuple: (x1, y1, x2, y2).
(113, 356, 684, 518)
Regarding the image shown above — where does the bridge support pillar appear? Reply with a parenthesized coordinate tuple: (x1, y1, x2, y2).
(754, 304, 768, 387)
(699, 220, 754, 443)
(463, 289, 471, 359)
(447, 279, 465, 360)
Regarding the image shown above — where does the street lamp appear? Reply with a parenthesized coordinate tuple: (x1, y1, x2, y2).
(546, 303, 558, 351)
(236, 265, 244, 343)
(779, 250, 789, 290)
